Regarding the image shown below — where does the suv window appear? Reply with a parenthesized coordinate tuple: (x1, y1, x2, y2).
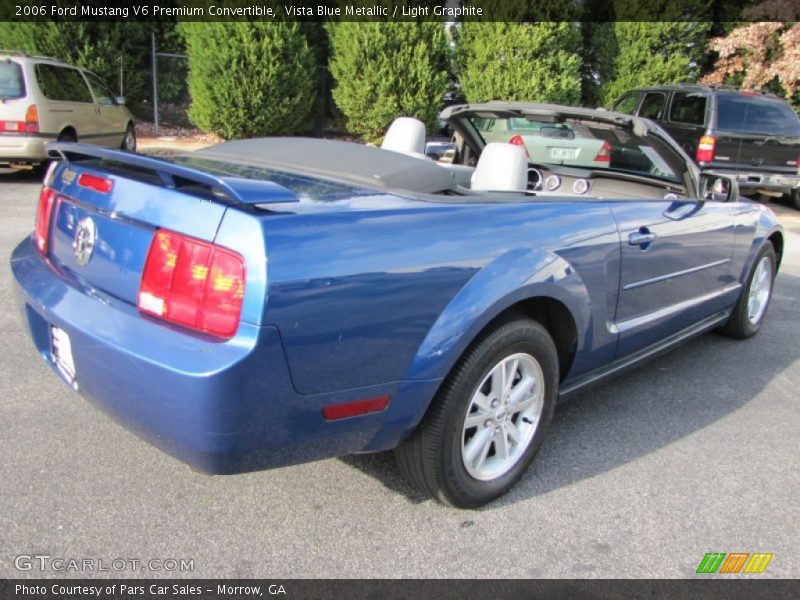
(639, 92, 667, 120)
(669, 92, 707, 125)
(0, 60, 25, 99)
(35, 64, 93, 103)
(614, 93, 640, 114)
(716, 94, 800, 136)
(85, 72, 115, 105)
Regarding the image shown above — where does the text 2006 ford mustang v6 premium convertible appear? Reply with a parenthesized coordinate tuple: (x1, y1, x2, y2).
(12, 103, 784, 507)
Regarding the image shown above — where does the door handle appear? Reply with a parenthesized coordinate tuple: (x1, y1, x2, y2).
(628, 230, 657, 246)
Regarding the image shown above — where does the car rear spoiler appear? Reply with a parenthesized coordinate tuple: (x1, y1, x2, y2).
(46, 142, 300, 205)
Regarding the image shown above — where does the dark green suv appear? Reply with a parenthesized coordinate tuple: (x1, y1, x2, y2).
(613, 85, 800, 209)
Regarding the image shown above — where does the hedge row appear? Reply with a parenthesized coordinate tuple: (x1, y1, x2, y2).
(4, 20, 792, 141)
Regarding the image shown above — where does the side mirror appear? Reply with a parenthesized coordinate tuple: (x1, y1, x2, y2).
(115, 96, 126, 105)
(699, 173, 738, 202)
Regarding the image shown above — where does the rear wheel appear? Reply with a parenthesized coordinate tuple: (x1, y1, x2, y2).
(791, 189, 800, 211)
(57, 130, 77, 144)
(121, 123, 136, 151)
(720, 243, 776, 339)
(395, 316, 558, 508)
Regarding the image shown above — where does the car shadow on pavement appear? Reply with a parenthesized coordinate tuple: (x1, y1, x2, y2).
(342, 270, 800, 509)
(0, 167, 43, 182)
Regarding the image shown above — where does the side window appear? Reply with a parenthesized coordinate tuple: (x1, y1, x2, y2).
(669, 92, 707, 126)
(639, 92, 667, 120)
(35, 64, 93, 103)
(613, 93, 641, 114)
(470, 117, 496, 133)
(85, 73, 115, 105)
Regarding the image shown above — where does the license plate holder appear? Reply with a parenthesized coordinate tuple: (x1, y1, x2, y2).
(550, 147, 577, 160)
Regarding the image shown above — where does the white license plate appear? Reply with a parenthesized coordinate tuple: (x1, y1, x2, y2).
(550, 147, 577, 160)
(51, 326, 77, 387)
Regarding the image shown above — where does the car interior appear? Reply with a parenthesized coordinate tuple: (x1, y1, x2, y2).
(379, 116, 693, 201)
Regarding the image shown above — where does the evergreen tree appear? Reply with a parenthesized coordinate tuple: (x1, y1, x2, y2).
(326, 21, 450, 143)
(180, 22, 317, 138)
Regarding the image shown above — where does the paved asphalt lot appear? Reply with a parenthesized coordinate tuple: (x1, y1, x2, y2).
(1, 167, 798, 579)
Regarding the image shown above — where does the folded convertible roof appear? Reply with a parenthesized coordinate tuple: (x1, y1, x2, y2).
(194, 137, 456, 195)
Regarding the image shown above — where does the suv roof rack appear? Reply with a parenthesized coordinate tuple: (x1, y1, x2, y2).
(0, 50, 67, 63)
(641, 82, 778, 98)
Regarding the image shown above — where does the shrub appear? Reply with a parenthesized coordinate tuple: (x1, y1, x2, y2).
(180, 22, 317, 139)
(327, 22, 450, 143)
(455, 22, 583, 106)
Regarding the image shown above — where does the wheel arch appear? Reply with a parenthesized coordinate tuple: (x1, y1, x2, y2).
(768, 230, 783, 270)
(57, 126, 77, 141)
(403, 250, 590, 387)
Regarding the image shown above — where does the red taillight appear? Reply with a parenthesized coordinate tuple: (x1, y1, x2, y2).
(322, 395, 391, 421)
(34, 187, 56, 254)
(593, 141, 612, 163)
(25, 104, 39, 134)
(508, 134, 530, 157)
(138, 230, 246, 339)
(0, 104, 39, 134)
(696, 135, 716, 163)
(77, 173, 113, 194)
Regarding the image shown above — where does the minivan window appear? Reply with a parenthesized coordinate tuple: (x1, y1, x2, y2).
(669, 92, 707, 125)
(716, 94, 800, 136)
(614, 93, 640, 114)
(35, 64, 93, 103)
(639, 92, 667, 120)
(0, 60, 25, 99)
(85, 73, 115, 105)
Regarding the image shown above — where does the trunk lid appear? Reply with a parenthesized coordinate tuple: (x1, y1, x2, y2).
(43, 144, 297, 306)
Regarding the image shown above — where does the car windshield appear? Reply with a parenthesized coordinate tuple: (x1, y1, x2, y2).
(0, 60, 25, 99)
(469, 115, 683, 183)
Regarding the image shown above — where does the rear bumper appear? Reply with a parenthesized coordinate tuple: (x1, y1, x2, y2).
(11, 237, 438, 473)
(0, 134, 47, 163)
(705, 167, 800, 194)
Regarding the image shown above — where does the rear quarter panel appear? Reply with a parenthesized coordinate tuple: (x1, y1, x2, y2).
(258, 198, 622, 396)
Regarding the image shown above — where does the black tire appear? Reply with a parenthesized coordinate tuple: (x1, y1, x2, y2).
(719, 243, 777, 339)
(121, 123, 136, 151)
(791, 189, 800, 211)
(57, 131, 77, 143)
(395, 316, 558, 508)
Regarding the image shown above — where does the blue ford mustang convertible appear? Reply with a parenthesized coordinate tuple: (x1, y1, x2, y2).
(11, 103, 784, 507)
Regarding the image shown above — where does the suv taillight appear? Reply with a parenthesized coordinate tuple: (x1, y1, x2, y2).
(34, 186, 56, 254)
(696, 136, 716, 163)
(138, 229, 246, 339)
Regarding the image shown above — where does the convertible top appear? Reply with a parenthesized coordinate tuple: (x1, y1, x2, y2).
(194, 137, 456, 194)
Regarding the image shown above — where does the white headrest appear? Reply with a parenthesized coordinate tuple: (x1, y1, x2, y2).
(381, 117, 426, 156)
(471, 143, 528, 192)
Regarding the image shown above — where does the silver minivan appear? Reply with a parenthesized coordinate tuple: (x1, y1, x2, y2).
(0, 51, 136, 169)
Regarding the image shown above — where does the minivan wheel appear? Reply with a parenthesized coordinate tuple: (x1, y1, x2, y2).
(395, 316, 558, 508)
(121, 124, 136, 151)
(57, 131, 77, 144)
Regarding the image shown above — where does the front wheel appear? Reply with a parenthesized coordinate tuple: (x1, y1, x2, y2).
(719, 243, 776, 339)
(395, 316, 558, 508)
(121, 123, 136, 151)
